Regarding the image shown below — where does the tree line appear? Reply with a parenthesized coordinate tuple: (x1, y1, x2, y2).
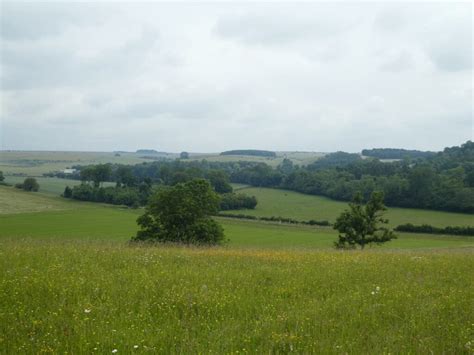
(56, 141, 474, 213)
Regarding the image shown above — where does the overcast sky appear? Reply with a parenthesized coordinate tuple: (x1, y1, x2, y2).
(0, 2, 472, 153)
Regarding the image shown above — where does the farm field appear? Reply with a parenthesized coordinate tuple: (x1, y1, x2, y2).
(1, 186, 473, 249)
(0, 150, 324, 176)
(190, 151, 324, 167)
(0, 151, 172, 176)
(3, 176, 115, 196)
(230, 187, 474, 228)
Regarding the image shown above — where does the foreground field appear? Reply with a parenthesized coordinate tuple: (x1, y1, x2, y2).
(232, 187, 474, 228)
(0, 239, 472, 353)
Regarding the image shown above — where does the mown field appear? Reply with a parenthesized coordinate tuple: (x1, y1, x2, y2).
(0, 184, 473, 353)
(230, 187, 474, 228)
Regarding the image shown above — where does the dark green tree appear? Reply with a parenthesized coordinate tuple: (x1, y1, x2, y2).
(180, 151, 189, 159)
(116, 166, 136, 187)
(334, 191, 396, 249)
(132, 179, 225, 245)
(207, 170, 233, 193)
(22, 177, 40, 192)
(0, 171, 4, 182)
(63, 186, 73, 198)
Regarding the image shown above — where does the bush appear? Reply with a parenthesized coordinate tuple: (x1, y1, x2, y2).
(15, 178, 39, 192)
(217, 213, 331, 226)
(69, 184, 144, 207)
(63, 186, 73, 198)
(395, 223, 474, 236)
(220, 193, 257, 210)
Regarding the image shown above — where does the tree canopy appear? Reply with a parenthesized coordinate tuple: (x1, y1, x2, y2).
(334, 192, 396, 249)
(132, 179, 225, 245)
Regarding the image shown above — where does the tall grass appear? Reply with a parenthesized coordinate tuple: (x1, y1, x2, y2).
(0, 239, 472, 353)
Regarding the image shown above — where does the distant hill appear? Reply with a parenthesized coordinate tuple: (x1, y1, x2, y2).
(362, 148, 437, 160)
(220, 150, 276, 158)
(136, 149, 159, 154)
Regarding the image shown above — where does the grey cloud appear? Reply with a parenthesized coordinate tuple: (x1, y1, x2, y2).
(428, 38, 472, 72)
(379, 51, 414, 72)
(0, 2, 471, 152)
(214, 5, 358, 45)
(0, 2, 106, 40)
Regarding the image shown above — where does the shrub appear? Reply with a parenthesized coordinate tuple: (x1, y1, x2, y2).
(395, 223, 474, 236)
(15, 178, 39, 192)
(220, 193, 257, 210)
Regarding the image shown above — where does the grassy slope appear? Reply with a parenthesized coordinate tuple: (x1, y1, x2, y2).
(232, 187, 474, 228)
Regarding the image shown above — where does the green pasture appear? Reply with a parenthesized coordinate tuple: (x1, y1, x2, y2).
(1, 186, 472, 250)
(0, 239, 472, 353)
(232, 187, 474, 228)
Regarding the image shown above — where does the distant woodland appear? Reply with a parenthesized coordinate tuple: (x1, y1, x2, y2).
(55, 141, 474, 213)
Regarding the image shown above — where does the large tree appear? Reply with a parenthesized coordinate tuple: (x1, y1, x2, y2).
(334, 191, 396, 249)
(132, 179, 225, 245)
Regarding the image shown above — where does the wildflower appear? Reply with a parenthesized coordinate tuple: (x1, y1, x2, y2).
(375, 286, 380, 292)
(371, 291, 375, 295)
(134, 345, 139, 349)
(112, 350, 118, 353)
(84, 309, 91, 313)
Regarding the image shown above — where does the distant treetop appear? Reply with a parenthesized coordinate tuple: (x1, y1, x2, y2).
(362, 148, 437, 160)
(136, 149, 158, 154)
(220, 149, 276, 158)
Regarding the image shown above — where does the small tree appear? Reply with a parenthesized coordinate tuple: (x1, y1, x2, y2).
(334, 191, 396, 249)
(180, 151, 189, 159)
(22, 178, 39, 192)
(207, 170, 233, 194)
(0, 171, 4, 182)
(132, 179, 225, 245)
(63, 186, 73, 198)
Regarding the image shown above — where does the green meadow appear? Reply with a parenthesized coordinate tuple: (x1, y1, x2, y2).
(230, 187, 474, 228)
(0, 183, 473, 353)
(1, 186, 472, 249)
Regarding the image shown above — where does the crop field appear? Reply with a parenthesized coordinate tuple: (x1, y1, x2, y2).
(189, 151, 324, 167)
(0, 151, 167, 176)
(230, 187, 474, 228)
(0, 183, 473, 353)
